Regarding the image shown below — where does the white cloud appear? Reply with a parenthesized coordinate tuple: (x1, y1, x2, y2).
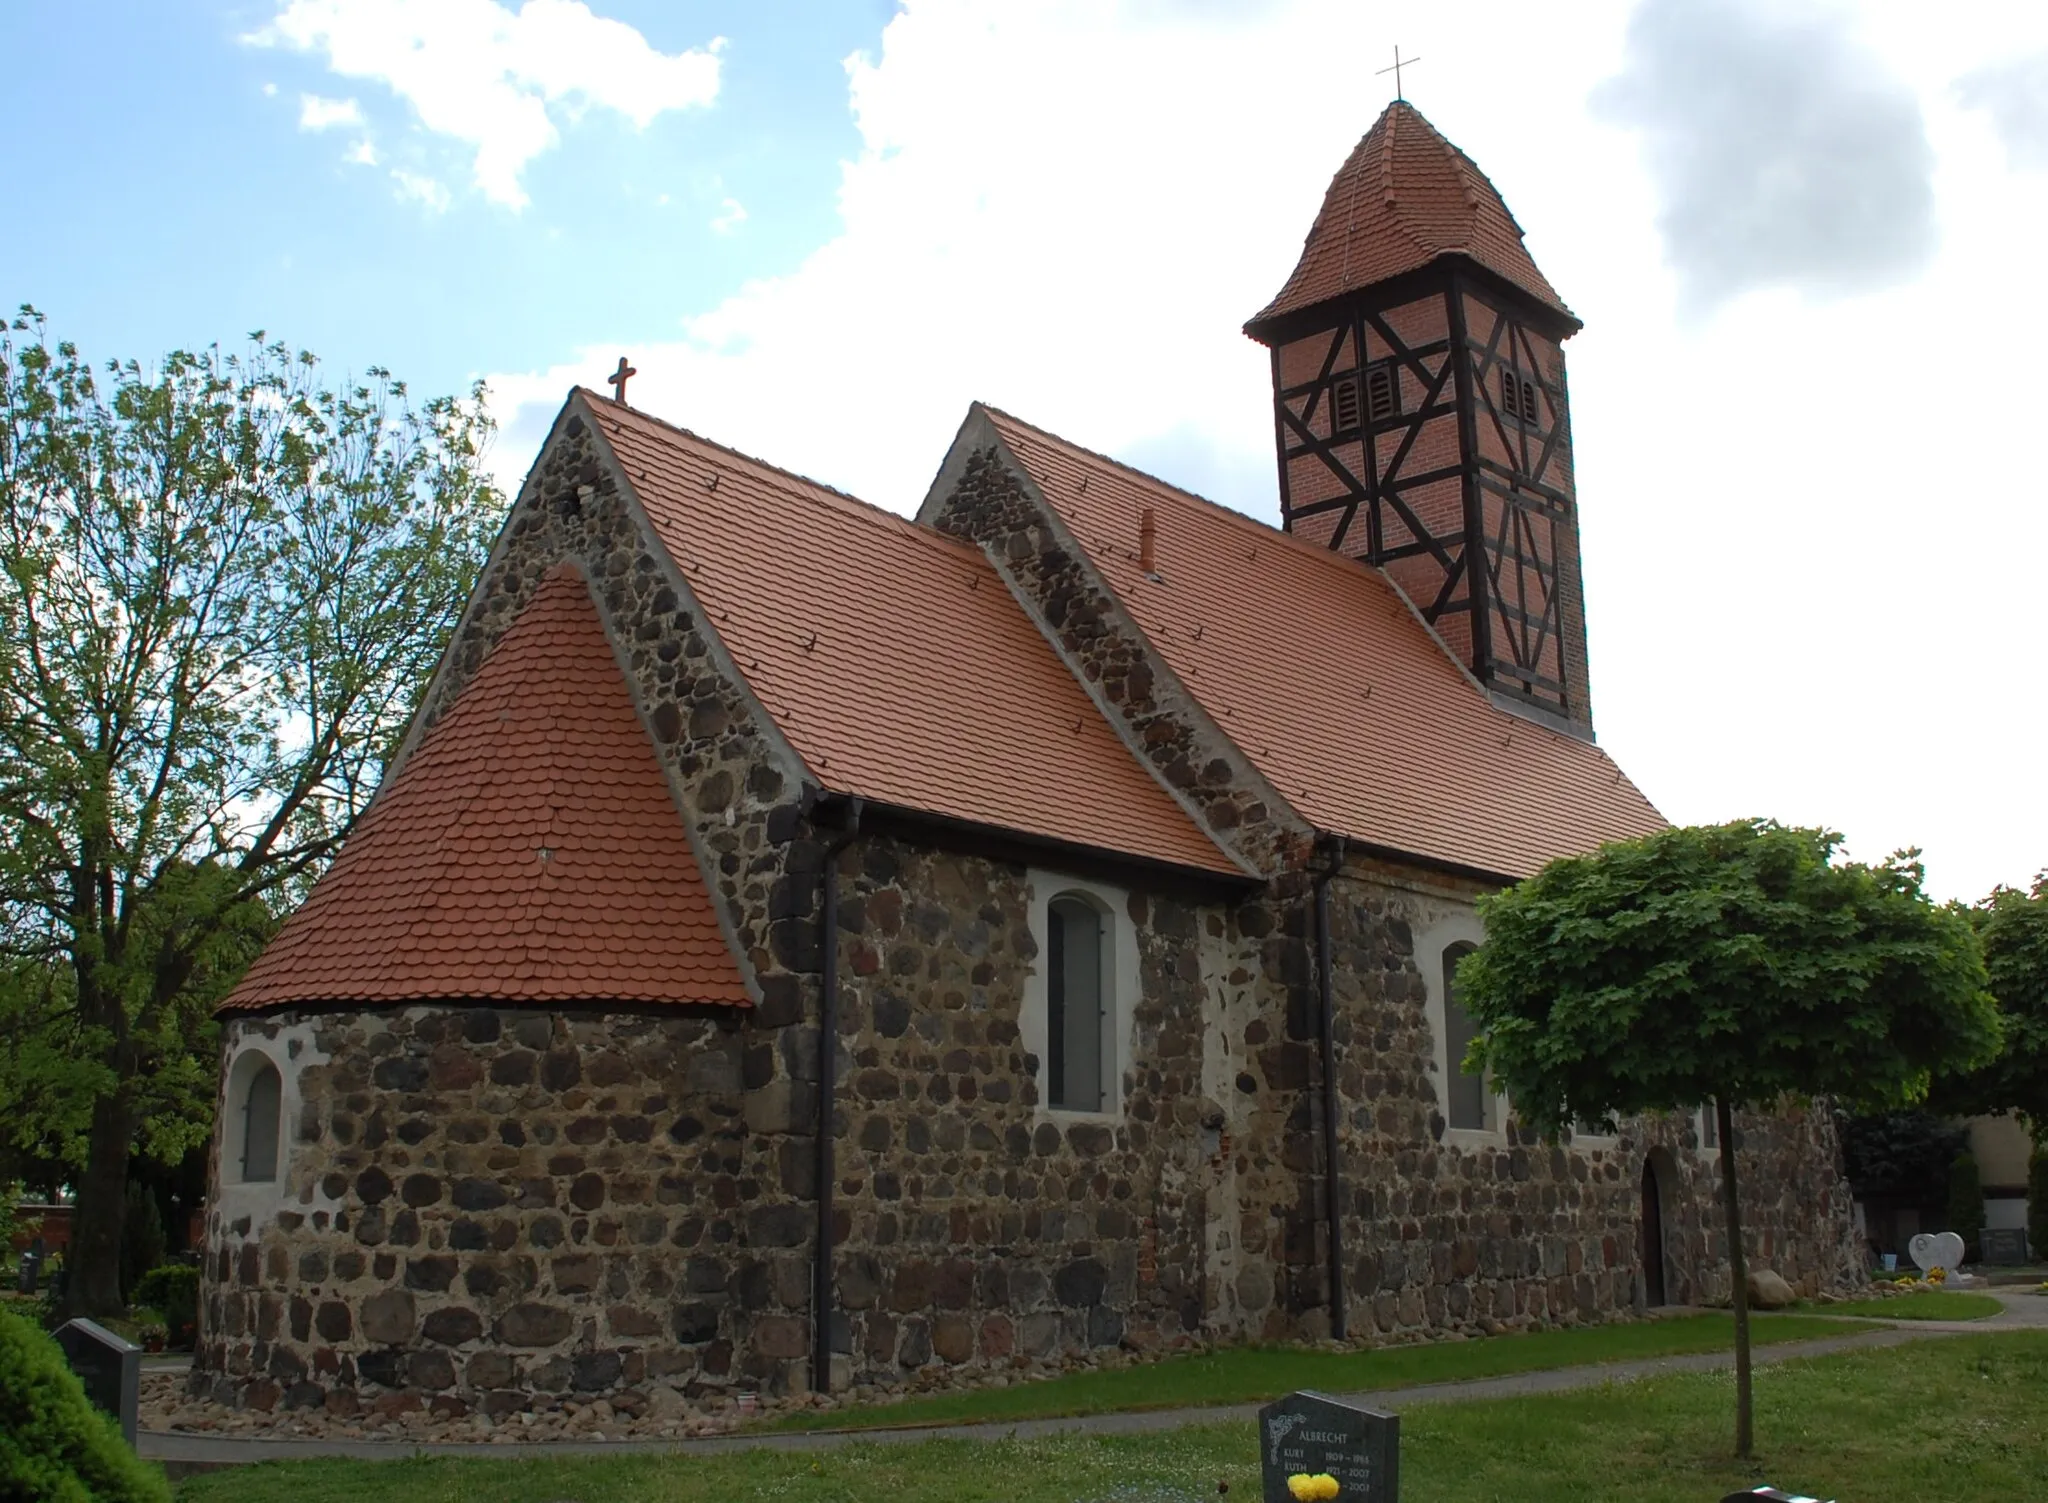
(710, 196, 747, 234)
(345, 139, 379, 167)
(298, 92, 363, 131)
(1957, 52, 2048, 171)
(390, 168, 452, 212)
(251, 0, 723, 209)
(483, 0, 2048, 902)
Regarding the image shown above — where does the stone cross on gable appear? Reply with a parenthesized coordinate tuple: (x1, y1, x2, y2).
(607, 356, 638, 405)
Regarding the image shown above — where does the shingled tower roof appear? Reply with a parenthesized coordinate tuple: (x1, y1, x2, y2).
(220, 564, 750, 1012)
(1246, 100, 1575, 335)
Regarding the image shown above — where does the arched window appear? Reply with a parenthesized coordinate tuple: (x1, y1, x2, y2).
(1048, 894, 1107, 1112)
(224, 1051, 283, 1185)
(1442, 943, 1488, 1131)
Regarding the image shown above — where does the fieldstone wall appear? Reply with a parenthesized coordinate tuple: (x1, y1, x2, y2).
(819, 833, 1319, 1383)
(200, 1004, 780, 1418)
(1320, 863, 1863, 1337)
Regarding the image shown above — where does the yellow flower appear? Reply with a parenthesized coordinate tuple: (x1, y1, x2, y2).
(1315, 1475, 1341, 1500)
(1288, 1476, 1315, 1501)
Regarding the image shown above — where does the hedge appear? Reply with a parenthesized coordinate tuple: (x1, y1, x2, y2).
(0, 1305, 170, 1503)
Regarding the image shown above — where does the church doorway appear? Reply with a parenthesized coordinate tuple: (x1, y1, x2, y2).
(1640, 1157, 1668, 1307)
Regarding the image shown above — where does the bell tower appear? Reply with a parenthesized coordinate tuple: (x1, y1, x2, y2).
(1245, 102, 1594, 737)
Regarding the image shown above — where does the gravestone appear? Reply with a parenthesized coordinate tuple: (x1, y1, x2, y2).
(1908, 1230, 1966, 1274)
(1980, 1227, 2029, 1266)
(1258, 1390, 1399, 1503)
(54, 1318, 141, 1446)
(16, 1249, 38, 1295)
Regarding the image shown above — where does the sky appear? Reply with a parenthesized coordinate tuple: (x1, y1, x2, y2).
(3, 0, 2044, 903)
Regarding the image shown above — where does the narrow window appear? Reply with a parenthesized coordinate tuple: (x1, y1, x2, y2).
(240, 1061, 282, 1183)
(1700, 1104, 1719, 1151)
(1048, 896, 1106, 1111)
(1366, 363, 1398, 422)
(1519, 375, 1540, 424)
(1331, 376, 1361, 435)
(1443, 944, 1487, 1131)
(1498, 368, 1516, 417)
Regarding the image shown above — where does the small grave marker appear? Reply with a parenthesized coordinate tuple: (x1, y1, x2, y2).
(1909, 1230, 1966, 1273)
(54, 1318, 141, 1446)
(1981, 1227, 2029, 1265)
(1258, 1390, 1398, 1503)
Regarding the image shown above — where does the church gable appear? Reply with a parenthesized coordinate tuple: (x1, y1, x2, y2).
(943, 409, 1663, 883)
(220, 563, 749, 1011)
(586, 398, 1241, 878)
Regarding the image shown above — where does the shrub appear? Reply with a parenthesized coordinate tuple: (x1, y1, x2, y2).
(118, 1182, 167, 1305)
(0, 1306, 170, 1502)
(131, 1265, 199, 1350)
(1947, 1151, 1985, 1263)
(2030, 1147, 2047, 1260)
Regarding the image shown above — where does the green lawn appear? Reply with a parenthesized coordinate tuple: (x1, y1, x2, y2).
(1810, 1291, 2002, 1321)
(171, 1332, 2048, 1503)
(760, 1310, 1858, 1432)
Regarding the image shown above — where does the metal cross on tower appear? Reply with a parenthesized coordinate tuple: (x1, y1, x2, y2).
(1376, 45, 1421, 102)
(607, 356, 638, 405)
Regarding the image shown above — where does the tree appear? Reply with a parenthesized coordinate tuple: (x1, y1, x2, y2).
(1457, 820, 1998, 1458)
(1946, 1152, 1984, 1263)
(1931, 876, 2048, 1132)
(2030, 1148, 2047, 1259)
(0, 308, 501, 1315)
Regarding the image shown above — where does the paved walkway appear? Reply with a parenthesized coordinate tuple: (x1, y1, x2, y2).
(140, 1290, 2048, 1472)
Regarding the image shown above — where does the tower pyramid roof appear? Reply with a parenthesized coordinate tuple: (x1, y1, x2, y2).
(1247, 101, 1575, 336)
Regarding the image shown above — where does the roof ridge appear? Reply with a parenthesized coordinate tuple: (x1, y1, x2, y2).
(586, 391, 986, 568)
(984, 407, 1603, 762)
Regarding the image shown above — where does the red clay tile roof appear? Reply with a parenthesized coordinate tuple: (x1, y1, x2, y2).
(1247, 101, 1574, 334)
(586, 398, 1241, 878)
(985, 409, 1663, 881)
(219, 565, 751, 1012)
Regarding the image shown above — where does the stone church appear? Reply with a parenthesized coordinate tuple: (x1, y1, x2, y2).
(196, 102, 1860, 1414)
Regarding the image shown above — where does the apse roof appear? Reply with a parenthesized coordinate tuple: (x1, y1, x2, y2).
(1247, 100, 1575, 335)
(218, 565, 752, 1012)
(586, 398, 1243, 879)
(984, 408, 1664, 881)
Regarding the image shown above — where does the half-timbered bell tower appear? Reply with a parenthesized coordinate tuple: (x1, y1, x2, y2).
(1245, 102, 1594, 737)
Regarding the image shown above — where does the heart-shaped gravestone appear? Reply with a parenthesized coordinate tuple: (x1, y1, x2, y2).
(1908, 1231, 1965, 1273)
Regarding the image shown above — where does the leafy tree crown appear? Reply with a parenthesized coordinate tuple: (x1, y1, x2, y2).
(1457, 820, 1999, 1138)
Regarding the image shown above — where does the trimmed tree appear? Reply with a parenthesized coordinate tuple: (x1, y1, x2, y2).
(1457, 820, 1998, 1457)
(0, 308, 501, 1315)
(1946, 1152, 1984, 1264)
(1932, 875, 2048, 1131)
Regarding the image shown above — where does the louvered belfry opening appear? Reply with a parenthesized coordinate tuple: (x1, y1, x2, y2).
(1244, 100, 1595, 738)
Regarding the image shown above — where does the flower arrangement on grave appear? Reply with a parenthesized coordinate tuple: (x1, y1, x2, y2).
(1927, 1266, 1948, 1284)
(1286, 1474, 1340, 1501)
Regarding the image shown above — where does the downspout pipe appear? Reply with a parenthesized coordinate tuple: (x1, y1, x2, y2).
(1313, 838, 1348, 1340)
(812, 795, 863, 1395)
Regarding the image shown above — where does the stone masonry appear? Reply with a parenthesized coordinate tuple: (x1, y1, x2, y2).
(196, 395, 1864, 1417)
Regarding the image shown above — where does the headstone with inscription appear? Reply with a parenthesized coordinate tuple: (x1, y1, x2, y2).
(1980, 1227, 2029, 1265)
(1258, 1390, 1398, 1503)
(54, 1318, 140, 1446)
